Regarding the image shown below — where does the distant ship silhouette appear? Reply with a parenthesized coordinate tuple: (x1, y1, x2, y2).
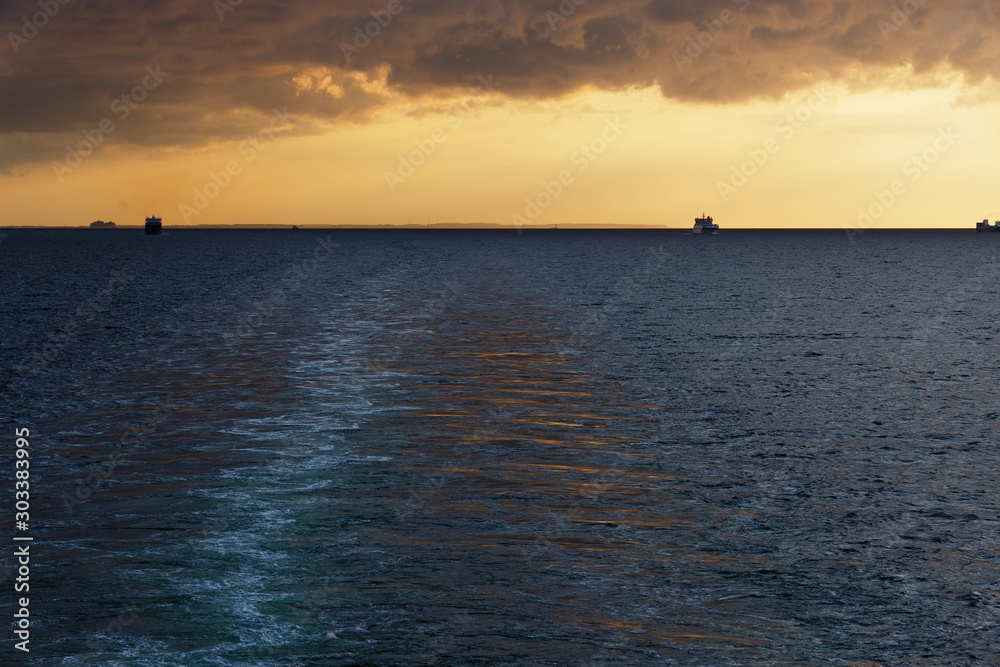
(145, 215, 162, 235)
(976, 219, 1000, 232)
(693, 214, 719, 235)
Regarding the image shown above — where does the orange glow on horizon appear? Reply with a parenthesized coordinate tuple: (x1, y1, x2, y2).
(3, 82, 1000, 230)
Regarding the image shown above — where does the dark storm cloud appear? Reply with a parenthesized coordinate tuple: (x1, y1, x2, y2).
(1, 0, 998, 166)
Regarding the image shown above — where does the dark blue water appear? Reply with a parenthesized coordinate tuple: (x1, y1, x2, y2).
(2, 229, 1000, 665)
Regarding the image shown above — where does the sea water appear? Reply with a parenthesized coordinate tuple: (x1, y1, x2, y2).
(2, 229, 999, 665)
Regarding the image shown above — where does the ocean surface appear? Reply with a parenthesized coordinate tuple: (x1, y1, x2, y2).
(2, 228, 1000, 665)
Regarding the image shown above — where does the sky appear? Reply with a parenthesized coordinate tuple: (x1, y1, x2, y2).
(2, 0, 1000, 229)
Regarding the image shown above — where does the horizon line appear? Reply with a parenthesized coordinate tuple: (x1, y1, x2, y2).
(0, 225, 986, 232)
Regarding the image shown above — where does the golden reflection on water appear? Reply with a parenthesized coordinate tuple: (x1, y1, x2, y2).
(362, 294, 771, 656)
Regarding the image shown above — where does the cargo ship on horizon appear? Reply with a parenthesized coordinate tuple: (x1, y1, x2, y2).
(145, 215, 162, 235)
(976, 219, 1000, 232)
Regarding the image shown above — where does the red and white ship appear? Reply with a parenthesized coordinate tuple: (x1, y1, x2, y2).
(693, 214, 719, 235)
